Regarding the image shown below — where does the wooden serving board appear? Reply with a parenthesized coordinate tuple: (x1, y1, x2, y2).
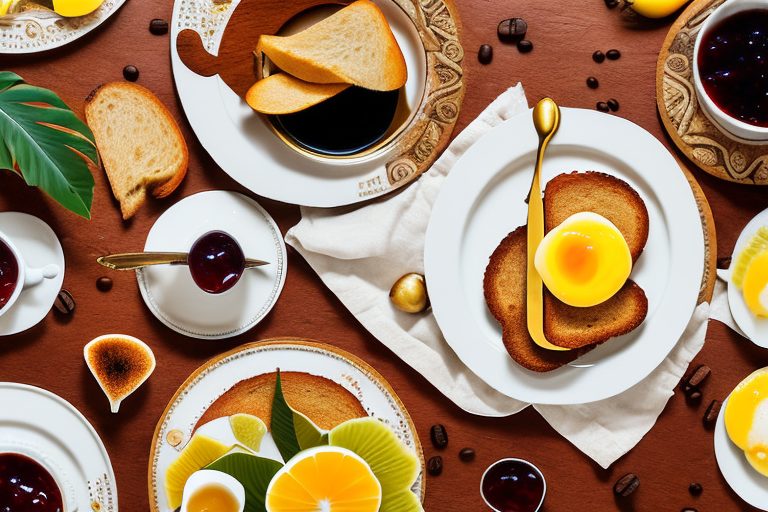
(657, 0, 768, 185)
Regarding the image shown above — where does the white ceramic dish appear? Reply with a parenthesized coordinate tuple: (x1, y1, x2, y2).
(0, 0, 127, 54)
(136, 191, 286, 340)
(0, 382, 117, 511)
(425, 107, 704, 405)
(714, 395, 768, 511)
(717, 207, 768, 348)
(148, 339, 424, 511)
(169, 0, 461, 207)
(692, 0, 768, 143)
(0, 212, 64, 336)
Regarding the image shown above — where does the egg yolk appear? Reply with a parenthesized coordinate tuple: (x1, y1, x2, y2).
(742, 250, 768, 317)
(186, 483, 241, 512)
(53, 0, 104, 17)
(725, 368, 768, 477)
(534, 212, 633, 308)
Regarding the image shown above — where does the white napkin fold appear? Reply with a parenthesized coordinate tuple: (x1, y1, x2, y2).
(285, 84, 711, 468)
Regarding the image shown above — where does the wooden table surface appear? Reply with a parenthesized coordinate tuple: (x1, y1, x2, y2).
(2, 0, 768, 510)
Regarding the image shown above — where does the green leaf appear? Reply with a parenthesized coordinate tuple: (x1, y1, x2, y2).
(206, 453, 283, 512)
(270, 371, 328, 462)
(0, 71, 96, 218)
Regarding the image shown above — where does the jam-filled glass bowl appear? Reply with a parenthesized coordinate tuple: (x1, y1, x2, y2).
(480, 458, 546, 512)
(693, 0, 768, 142)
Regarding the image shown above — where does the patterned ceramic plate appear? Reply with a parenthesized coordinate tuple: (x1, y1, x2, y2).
(148, 339, 425, 511)
(170, 0, 465, 207)
(0, 0, 127, 54)
(0, 382, 117, 511)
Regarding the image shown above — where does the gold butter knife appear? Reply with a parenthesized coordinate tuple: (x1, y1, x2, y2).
(527, 98, 569, 352)
(97, 252, 269, 271)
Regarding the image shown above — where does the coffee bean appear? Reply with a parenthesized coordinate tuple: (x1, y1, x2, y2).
(149, 18, 169, 35)
(427, 456, 443, 476)
(593, 50, 606, 63)
(53, 289, 75, 315)
(606, 49, 622, 60)
(687, 390, 703, 403)
(703, 399, 721, 425)
(587, 76, 599, 89)
(607, 98, 620, 111)
(613, 473, 640, 497)
(123, 65, 139, 82)
(517, 39, 534, 53)
(459, 448, 475, 462)
(478, 44, 493, 64)
(684, 365, 711, 390)
(689, 482, 703, 496)
(96, 277, 113, 292)
(596, 101, 610, 113)
(604, 0, 620, 7)
(497, 18, 527, 42)
(430, 424, 449, 449)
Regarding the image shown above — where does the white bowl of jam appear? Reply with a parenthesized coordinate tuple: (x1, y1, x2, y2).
(693, 0, 768, 142)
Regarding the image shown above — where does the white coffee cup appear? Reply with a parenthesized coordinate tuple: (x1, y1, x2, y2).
(0, 230, 59, 318)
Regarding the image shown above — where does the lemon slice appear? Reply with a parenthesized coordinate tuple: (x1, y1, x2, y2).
(52, 0, 103, 17)
(0, 0, 13, 16)
(733, 227, 768, 288)
(229, 413, 268, 452)
(329, 417, 422, 512)
(164, 434, 230, 510)
(266, 446, 382, 512)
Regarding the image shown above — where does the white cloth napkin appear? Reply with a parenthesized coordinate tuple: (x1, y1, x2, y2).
(285, 84, 711, 468)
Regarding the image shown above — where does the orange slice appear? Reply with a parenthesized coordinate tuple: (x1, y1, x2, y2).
(265, 446, 382, 512)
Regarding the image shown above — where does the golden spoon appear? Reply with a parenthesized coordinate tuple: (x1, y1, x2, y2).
(97, 252, 269, 271)
(526, 98, 569, 352)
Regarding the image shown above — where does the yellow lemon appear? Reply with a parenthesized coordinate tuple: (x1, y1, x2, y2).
(266, 446, 382, 512)
(53, 0, 103, 17)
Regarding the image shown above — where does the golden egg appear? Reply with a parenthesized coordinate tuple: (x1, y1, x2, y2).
(389, 273, 429, 313)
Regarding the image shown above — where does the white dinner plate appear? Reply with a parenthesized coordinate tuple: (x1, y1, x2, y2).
(425, 107, 704, 404)
(148, 339, 424, 511)
(714, 396, 768, 510)
(718, 207, 768, 348)
(0, 212, 64, 336)
(137, 191, 286, 340)
(0, 382, 117, 511)
(0, 0, 127, 54)
(169, 0, 464, 207)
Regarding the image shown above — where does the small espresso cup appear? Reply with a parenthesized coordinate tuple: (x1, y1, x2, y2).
(0, 230, 59, 318)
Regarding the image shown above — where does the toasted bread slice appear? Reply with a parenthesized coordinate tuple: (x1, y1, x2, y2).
(246, 73, 351, 114)
(483, 172, 650, 372)
(195, 371, 367, 432)
(258, 0, 407, 91)
(85, 82, 188, 220)
(545, 172, 649, 262)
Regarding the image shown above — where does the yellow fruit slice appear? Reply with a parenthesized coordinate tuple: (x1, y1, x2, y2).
(229, 413, 268, 452)
(265, 446, 381, 512)
(0, 0, 13, 16)
(164, 434, 230, 510)
(733, 227, 768, 288)
(329, 417, 422, 512)
(742, 251, 768, 316)
(52, 0, 103, 17)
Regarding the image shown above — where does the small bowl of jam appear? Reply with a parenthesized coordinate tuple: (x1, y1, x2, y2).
(480, 458, 546, 512)
(693, 0, 768, 142)
(188, 231, 246, 295)
(0, 452, 65, 512)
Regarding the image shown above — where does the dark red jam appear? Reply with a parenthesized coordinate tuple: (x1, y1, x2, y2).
(188, 231, 245, 294)
(0, 453, 63, 512)
(481, 460, 545, 512)
(698, 9, 768, 128)
(0, 240, 18, 310)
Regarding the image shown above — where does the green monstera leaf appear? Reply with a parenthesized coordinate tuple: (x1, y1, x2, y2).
(0, 71, 97, 218)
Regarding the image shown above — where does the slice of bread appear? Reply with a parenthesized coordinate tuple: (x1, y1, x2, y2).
(246, 73, 350, 114)
(195, 371, 367, 432)
(483, 172, 650, 372)
(85, 82, 188, 220)
(258, 0, 407, 92)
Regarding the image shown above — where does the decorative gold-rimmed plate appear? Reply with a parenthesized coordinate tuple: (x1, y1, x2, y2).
(0, 0, 127, 54)
(148, 338, 425, 511)
(170, 0, 465, 207)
